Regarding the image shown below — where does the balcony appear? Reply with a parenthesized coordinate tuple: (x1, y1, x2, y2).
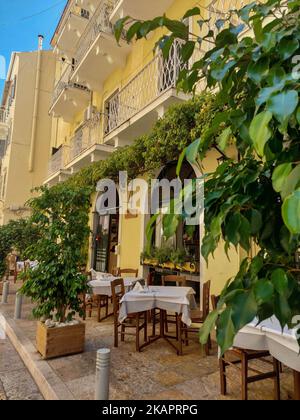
(70, 0, 131, 91)
(66, 113, 114, 171)
(0, 108, 9, 139)
(110, 0, 173, 23)
(49, 65, 91, 123)
(45, 146, 71, 186)
(103, 40, 190, 147)
(54, 1, 91, 59)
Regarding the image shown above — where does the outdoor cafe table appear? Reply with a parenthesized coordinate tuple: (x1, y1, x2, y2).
(88, 277, 143, 297)
(234, 317, 300, 400)
(119, 285, 196, 354)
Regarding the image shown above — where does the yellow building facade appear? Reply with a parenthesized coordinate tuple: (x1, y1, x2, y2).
(47, 0, 246, 295)
(0, 44, 56, 225)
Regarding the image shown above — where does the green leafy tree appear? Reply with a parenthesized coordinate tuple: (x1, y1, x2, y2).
(116, 0, 300, 352)
(0, 219, 40, 279)
(20, 185, 91, 323)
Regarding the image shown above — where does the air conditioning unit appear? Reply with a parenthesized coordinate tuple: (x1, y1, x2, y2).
(84, 105, 97, 122)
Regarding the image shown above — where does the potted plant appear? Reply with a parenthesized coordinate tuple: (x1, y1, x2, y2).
(20, 185, 91, 359)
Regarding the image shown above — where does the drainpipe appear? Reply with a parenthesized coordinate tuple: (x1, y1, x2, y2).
(29, 35, 44, 172)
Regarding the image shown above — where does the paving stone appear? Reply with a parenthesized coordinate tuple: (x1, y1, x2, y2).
(0, 335, 43, 400)
(0, 280, 296, 400)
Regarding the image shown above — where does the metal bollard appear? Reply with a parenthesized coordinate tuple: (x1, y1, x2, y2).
(1, 281, 9, 304)
(14, 292, 23, 319)
(95, 348, 111, 400)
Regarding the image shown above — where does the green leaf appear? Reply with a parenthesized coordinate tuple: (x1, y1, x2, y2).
(238, 214, 251, 252)
(281, 164, 300, 199)
(183, 7, 200, 20)
(278, 38, 299, 60)
(216, 307, 236, 356)
(231, 291, 258, 331)
(267, 90, 298, 125)
(217, 127, 232, 152)
(261, 32, 276, 52)
(274, 294, 291, 329)
(225, 213, 241, 246)
(114, 17, 130, 43)
(272, 163, 293, 193)
(271, 269, 289, 297)
(164, 18, 189, 40)
(248, 57, 269, 84)
(180, 41, 195, 61)
(199, 309, 219, 345)
(282, 189, 300, 234)
(163, 213, 180, 239)
(250, 209, 263, 234)
(185, 138, 200, 165)
(249, 111, 273, 157)
(176, 147, 187, 177)
(211, 60, 236, 81)
(126, 22, 142, 42)
(254, 280, 274, 305)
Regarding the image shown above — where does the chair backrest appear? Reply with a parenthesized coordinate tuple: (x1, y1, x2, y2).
(24, 261, 30, 273)
(202, 280, 211, 319)
(111, 278, 125, 316)
(111, 267, 120, 277)
(118, 268, 138, 278)
(211, 295, 220, 310)
(162, 275, 186, 287)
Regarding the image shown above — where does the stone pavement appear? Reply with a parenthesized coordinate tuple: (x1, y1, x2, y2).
(0, 280, 295, 400)
(0, 335, 43, 400)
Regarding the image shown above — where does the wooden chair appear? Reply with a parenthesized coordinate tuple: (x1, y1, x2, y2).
(6, 254, 17, 283)
(220, 348, 281, 400)
(83, 272, 109, 322)
(117, 268, 139, 278)
(162, 275, 187, 337)
(211, 294, 220, 310)
(180, 280, 211, 355)
(162, 275, 186, 287)
(212, 296, 281, 399)
(111, 278, 147, 352)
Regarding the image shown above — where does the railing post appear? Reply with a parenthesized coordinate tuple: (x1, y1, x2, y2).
(95, 348, 111, 400)
(1, 281, 9, 304)
(14, 292, 23, 319)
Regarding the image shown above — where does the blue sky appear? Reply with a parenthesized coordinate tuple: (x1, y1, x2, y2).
(0, 0, 67, 97)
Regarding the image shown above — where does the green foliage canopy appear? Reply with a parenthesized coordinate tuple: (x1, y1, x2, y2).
(117, 0, 300, 353)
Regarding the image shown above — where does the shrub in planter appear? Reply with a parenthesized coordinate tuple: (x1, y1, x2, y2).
(20, 184, 91, 359)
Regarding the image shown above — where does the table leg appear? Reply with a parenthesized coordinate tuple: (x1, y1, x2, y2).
(294, 371, 300, 400)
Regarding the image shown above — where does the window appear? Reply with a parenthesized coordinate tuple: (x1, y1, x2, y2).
(103, 90, 119, 135)
(80, 8, 90, 19)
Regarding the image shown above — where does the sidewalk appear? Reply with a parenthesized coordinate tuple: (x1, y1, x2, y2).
(0, 280, 295, 400)
(0, 335, 43, 400)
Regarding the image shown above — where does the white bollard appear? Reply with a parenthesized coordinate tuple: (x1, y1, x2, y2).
(14, 292, 23, 319)
(95, 348, 111, 400)
(1, 281, 9, 304)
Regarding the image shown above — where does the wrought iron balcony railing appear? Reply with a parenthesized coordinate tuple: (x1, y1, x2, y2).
(51, 65, 90, 107)
(104, 39, 186, 135)
(0, 108, 8, 124)
(69, 113, 101, 162)
(73, 1, 115, 72)
(48, 146, 69, 176)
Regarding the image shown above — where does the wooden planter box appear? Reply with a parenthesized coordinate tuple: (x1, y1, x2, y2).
(36, 321, 85, 360)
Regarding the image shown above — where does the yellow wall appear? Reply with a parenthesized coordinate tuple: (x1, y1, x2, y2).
(0, 50, 55, 224)
(49, 0, 246, 292)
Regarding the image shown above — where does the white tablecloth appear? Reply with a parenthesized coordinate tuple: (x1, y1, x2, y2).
(119, 286, 196, 326)
(88, 277, 143, 297)
(234, 317, 300, 372)
(16, 261, 38, 271)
